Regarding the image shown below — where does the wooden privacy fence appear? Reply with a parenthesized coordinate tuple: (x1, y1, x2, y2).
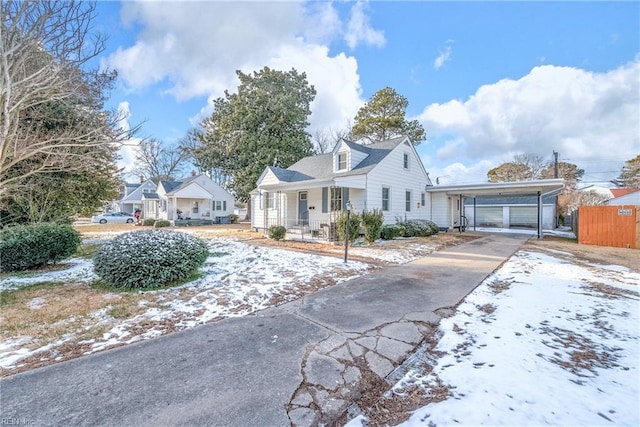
(577, 205, 640, 249)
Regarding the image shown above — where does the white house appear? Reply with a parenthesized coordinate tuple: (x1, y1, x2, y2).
(606, 188, 640, 206)
(251, 136, 433, 239)
(142, 173, 234, 223)
(118, 180, 157, 213)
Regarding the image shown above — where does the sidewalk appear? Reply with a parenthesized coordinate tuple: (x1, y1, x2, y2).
(0, 233, 528, 427)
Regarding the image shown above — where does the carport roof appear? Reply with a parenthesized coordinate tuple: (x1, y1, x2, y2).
(426, 179, 565, 198)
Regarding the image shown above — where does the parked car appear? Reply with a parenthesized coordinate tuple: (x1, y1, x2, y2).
(91, 212, 135, 224)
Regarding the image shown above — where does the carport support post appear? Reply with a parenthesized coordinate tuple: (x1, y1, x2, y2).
(537, 191, 542, 239)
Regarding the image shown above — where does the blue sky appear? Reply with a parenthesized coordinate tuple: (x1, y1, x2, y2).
(94, 1, 639, 186)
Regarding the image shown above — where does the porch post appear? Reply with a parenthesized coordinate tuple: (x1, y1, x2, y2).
(537, 191, 542, 239)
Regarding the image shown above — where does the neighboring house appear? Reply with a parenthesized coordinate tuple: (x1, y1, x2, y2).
(118, 180, 157, 214)
(145, 173, 235, 222)
(576, 185, 614, 199)
(463, 194, 557, 230)
(251, 136, 433, 240)
(606, 188, 640, 206)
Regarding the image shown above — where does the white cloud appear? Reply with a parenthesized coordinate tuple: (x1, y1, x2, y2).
(418, 60, 640, 184)
(344, 1, 386, 50)
(103, 1, 374, 134)
(433, 40, 453, 70)
(115, 102, 141, 176)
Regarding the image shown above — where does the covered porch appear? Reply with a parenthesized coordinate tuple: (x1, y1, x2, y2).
(253, 183, 366, 242)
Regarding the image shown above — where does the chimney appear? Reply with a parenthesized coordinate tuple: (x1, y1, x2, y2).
(191, 170, 196, 177)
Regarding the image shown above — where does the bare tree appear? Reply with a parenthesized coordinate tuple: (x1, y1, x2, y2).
(133, 138, 189, 182)
(1, 1, 133, 200)
(513, 153, 548, 180)
(561, 190, 610, 215)
(311, 126, 352, 154)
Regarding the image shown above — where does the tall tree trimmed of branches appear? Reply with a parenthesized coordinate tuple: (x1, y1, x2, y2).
(350, 87, 426, 145)
(1, 1, 131, 223)
(194, 67, 316, 211)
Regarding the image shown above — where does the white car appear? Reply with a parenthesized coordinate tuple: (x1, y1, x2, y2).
(91, 212, 135, 224)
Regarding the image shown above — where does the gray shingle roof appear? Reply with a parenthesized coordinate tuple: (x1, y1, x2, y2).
(275, 137, 407, 183)
(141, 192, 159, 200)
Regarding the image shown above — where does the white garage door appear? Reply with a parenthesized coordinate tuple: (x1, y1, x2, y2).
(509, 206, 537, 228)
(476, 207, 503, 227)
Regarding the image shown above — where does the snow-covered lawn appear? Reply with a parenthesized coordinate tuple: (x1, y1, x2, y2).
(0, 237, 372, 371)
(385, 248, 640, 426)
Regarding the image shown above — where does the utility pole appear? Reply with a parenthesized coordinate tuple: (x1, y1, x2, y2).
(553, 151, 559, 178)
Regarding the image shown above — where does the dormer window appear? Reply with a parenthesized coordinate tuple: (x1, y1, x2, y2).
(337, 153, 347, 171)
(403, 153, 409, 169)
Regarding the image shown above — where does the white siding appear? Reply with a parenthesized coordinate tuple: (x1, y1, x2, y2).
(365, 142, 429, 224)
(429, 193, 450, 228)
(259, 169, 281, 186)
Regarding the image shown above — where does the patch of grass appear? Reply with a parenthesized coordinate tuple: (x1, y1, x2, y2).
(210, 251, 230, 257)
(75, 243, 103, 259)
(1, 282, 66, 305)
(91, 270, 204, 293)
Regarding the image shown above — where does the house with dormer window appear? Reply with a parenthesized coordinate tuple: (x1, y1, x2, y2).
(251, 136, 432, 240)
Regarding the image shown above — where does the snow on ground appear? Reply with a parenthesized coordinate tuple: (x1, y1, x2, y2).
(90, 238, 371, 352)
(389, 249, 639, 427)
(0, 237, 370, 369)
(0, 258, 97, 291)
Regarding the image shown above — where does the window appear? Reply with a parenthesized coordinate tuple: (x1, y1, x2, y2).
(382, 187, 390, 211)
(405, 191, 411, 212)
(214, 200, 228, 211)
(337, 153, 347, 170)
(330, 187, 342, 211)
(263, 192, 275, 210)
(403, 153, 409, 169)
(192, 201, 199, 214)
(421, 192, 426, 207)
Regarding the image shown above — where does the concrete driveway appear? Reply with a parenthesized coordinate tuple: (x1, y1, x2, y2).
(0, 233, 528, 426)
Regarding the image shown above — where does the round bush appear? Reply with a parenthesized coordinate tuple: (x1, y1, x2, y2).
(268, 225, 286, 240)
(93, 230, 209, 289)
(154, 220, 171, 228)
(143, 218, 156, 226)
(0, 223, 80, 272)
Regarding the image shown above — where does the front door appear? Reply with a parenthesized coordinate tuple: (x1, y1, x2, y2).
(298, 191, 308, 225)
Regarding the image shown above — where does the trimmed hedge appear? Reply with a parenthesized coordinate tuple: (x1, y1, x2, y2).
(380, 224, 403, 240)
(93, 230, 209, 289)
(143, 218, 156, 226)
(380, 220, 439, 240)
(268, 225, 286, 240)
(0, 223, 81, 272)
(154, 220, 171, 228)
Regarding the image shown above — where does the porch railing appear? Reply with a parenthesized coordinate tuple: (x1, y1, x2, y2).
(258, 218, 338, 242)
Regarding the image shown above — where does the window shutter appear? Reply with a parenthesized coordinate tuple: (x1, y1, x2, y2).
(322, 187, 328, 213)
(342, 187, 349, 210)
(223, 201, 227, 211)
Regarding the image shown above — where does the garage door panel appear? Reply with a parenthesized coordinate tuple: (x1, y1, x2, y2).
(477, 207, 503, 227)
(510, 207, 537, 228)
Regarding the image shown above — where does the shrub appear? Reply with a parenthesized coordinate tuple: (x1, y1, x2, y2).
(268, 225, 286, 241)
(380, 224, 403, 240)
(229, 214, 239, 224)
(154, 220, 171, 228)
(336, 211, 361, 243)
(361, 209, 384, 243)
(93, 230, 209, 289)
(143, 218, 156, 226)
(397, 219, 439, 238)
(0, 223, 81, 272)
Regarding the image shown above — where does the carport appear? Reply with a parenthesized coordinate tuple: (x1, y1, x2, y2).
(426, 179, 565, 238)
